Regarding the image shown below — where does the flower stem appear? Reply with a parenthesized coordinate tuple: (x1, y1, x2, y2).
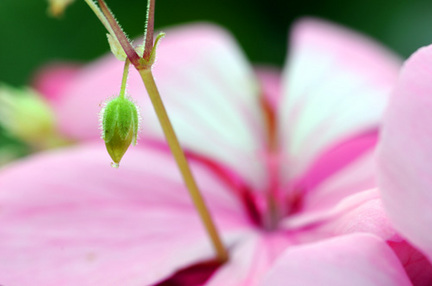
(139, 68, 228, 263)
(83, 0, 114, 37)
(119, 59, 130, 99)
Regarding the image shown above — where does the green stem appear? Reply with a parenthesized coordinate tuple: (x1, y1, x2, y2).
(83, 0, 115, 39)
(119, 59, 130, 98)
(139, 68, 229, 263)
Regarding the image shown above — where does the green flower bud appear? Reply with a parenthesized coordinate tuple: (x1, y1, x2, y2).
(0, 84, 65, 149)
(100, 96, 139, 168)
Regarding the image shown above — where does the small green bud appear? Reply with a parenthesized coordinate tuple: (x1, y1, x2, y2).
(100, 96, 139, 167)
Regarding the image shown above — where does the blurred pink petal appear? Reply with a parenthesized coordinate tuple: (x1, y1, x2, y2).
(278, 18, 401, 189)
(32, 63, 81, 102)
(280, 189, 397, 240)
(205, 233, 291, 286)
(294, 131, 378, 213)
(283, 188, 432, 284)
(312, 189, 401, 246)
(378, 45, 432, 262)
(41, 24, 269, 191)
(0, 142, 251, 285)
(260, 233, 412, 286)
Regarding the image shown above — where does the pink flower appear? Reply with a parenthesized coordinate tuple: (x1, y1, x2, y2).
(0, 19, 428, 285)
(378, 45, 432, 283)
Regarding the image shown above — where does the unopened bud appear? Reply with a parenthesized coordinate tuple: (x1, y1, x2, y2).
(47, 0, 75, 17)
(0, 85, 63, 149)
(100, 96, 139, 167)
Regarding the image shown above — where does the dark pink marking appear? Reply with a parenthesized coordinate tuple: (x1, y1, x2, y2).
(154, 259, 222, 286)
(137, 138, 262, 227)
(388, 240, 432, 286)
(293, 129, 379, 197)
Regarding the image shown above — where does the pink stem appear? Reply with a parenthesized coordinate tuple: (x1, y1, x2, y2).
(143, 0, 155, 60)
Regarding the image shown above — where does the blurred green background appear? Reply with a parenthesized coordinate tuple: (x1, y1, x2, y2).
(1, 0, 432, 86)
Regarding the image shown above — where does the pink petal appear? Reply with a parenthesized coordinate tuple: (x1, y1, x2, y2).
(205, 232, 292, 286)
(278, 18, 401, 188)
(282, 189, 432, 285)
(49, 24, 268, 190)
(260, 233, 412, 286)
(0, 142, 251, 285)
(281, 189, 397, 242)
(293, 130, 378, 212)
(377, 44, 432, 262)
(308, 189, 397, 240)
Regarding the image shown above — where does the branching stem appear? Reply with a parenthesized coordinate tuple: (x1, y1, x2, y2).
(97, 0, 141, 67)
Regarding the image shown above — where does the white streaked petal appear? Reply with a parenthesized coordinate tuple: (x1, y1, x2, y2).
(278, 18, 401, 186)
